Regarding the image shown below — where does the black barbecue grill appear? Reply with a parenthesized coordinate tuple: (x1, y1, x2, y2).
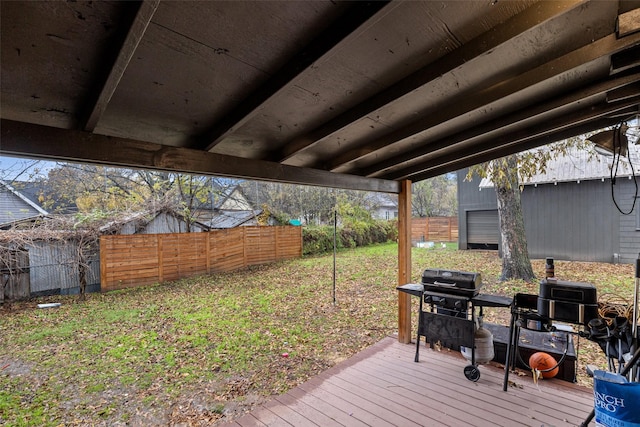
(502, 277, 600, 391)
(405, 268, 512, 382)
(422, 268, 483, 297)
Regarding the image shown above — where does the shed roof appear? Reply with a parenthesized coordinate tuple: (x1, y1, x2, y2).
(202, 210, 260, 229)
(479, 134, 640, 187)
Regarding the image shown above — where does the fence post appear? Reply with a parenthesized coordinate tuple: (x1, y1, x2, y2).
(157, 234, 164, 283)
(100, 236, 107, 292)
(242, 228, 247, 268)
(205, 232, 211, 274)
(299, 226, 303, 257)
(425, 218, 430, 242)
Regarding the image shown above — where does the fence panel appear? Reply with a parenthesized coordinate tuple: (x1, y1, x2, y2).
(100, 226, 302, 292)
(245, 227, 276, 266)
(101, 234, 160, 291)
(276, 226, 303, 259)
(411, 217, 458, 243)
(210, 228, 246, 273)
(159, 233, 209, 282)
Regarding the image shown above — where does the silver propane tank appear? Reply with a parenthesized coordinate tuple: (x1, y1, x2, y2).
(461, 316, 494, 364)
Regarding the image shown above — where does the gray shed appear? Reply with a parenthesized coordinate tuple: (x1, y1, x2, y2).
(458, 143, 640, 264)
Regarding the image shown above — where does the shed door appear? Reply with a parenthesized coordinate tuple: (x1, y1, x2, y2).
(466, 210, 499, 249)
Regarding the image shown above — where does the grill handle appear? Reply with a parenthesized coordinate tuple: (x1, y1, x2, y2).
(433, 280, 456, 287)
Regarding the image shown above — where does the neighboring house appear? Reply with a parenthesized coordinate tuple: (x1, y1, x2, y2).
(366, 193, 398, 220)
(10, 179, 78, 214)
(101, 209, 210, 235)
(0, 180, 48, 227)
(457, 144, 640, 264)
(195, 185, 265, 228)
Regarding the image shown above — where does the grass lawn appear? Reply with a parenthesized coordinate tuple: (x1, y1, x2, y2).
(1, 243, 636, 426)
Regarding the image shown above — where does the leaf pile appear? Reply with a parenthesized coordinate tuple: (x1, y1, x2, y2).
(1, 243, 635, 426)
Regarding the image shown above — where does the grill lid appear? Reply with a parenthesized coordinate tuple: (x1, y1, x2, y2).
(421, 269, 483, 296)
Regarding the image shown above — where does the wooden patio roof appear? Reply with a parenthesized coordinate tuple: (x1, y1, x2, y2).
(217, 336, 596, 426)
(2, 1, 640, 193)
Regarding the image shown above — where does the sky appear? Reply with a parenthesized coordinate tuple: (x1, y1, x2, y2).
(0, 155, 56, 182)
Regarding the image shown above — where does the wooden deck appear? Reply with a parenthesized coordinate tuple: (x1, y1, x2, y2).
(218, 336, 595, 427)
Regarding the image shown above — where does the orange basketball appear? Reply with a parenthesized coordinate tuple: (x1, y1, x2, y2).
(529, 352, 559, 378)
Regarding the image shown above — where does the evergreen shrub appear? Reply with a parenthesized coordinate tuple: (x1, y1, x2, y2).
(302, 220, 397, 256)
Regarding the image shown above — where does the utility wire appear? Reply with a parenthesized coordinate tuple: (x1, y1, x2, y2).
(610, 123, 638, 215)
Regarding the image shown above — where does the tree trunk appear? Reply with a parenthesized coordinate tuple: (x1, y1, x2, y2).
(495, 155, 535, 282)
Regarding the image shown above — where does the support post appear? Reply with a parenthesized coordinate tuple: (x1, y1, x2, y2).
(398, 180, 412, 343)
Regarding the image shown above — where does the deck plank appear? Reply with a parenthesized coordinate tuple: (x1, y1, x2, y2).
(217, 336, 595, 426)
(377, 344, 591, 426)
(286, 386, 370, 427)
(234, 413, 267, 427)
(387, 343, 594, 405)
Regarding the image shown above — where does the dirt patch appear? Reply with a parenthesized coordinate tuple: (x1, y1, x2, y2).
(0, 358, 34, 377)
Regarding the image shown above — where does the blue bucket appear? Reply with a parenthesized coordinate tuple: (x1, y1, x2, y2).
(593, 370, 640, 427)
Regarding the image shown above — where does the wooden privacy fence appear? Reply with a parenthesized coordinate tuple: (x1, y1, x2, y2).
(411, 216, 458, 243)
(100, 226, 302, 292)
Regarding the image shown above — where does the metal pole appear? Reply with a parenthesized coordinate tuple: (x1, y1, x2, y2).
(333, 209, 337, 305)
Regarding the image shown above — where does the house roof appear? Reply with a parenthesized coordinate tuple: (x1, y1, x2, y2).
(9, 180, 78, 214)
(366, 192, 398, 209)
(0, 179, 48, 227)
(98, 208, 210, 234)
(7, 181, 42, 208)
(479, 136, 640, 188)
(202, 210, 260, 229)
(1, 1, 640, 191)
(0, 180, 48, 215)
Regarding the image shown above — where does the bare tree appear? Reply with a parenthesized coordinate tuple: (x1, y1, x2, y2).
(412, 174, 457, 217)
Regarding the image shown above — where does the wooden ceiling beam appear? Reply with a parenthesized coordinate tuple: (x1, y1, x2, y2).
(326, 31, 640, 173)
(270, 0, 579, 162)
(411, 117, 621, 182)
(83, 1, 160, 131)
(0, 120, 399, 194)
(611, 45, 640, 74)
(388, 98, 640, 182)
(271, 0, 586, 163)
(359, 72, 640, 178)
(192, 0, 392, 152)
(607, 82, 640, 103)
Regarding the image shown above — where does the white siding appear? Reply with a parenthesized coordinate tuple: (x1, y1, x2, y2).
(0, 190, 40, 224)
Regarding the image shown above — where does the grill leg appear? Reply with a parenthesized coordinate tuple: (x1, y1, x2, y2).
(415, 295, 423, 362)
(414, 323, 421, 362)
(503, 310, 517, 391)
